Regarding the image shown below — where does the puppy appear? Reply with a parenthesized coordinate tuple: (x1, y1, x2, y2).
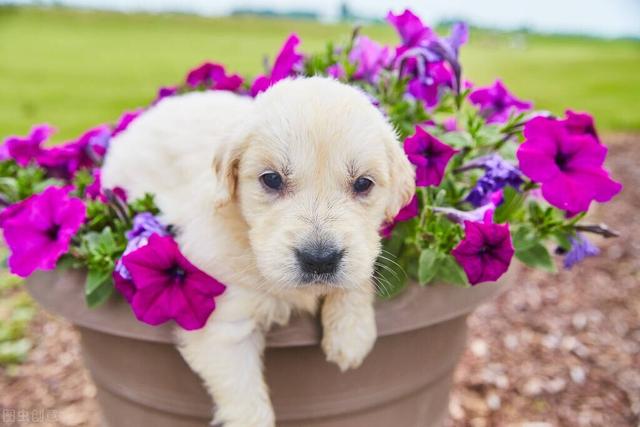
(102, 77, 415, 427)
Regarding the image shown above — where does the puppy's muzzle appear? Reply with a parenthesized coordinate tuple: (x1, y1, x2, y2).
(295, 244, 344, 281)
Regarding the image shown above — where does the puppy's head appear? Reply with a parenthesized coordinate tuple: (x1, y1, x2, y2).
(213, 78, 414, 292)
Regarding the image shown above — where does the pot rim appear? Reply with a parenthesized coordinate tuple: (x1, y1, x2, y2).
(25, 267, 514, 347)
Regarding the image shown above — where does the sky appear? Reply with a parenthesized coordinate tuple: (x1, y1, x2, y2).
(5, 0, 640, 38)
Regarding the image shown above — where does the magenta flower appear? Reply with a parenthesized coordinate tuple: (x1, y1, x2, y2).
(117, 234, 226, 330)
(112, 109, 143, 138)
(85, 169, 104, 201)
(33, 124, 112, 183)
(406, 61, 453, 107)
(381, 195, 419, 238)
(154, 86, 178, 104)
(517, 116, 622, 213)
(404, 126, 458, 187)
(113, 270, 136, 304)
(250, 34, 303, 96)
(185, 62, 243, 92)
(469, 80, 532, 123)
(1, 186, 85, 278)
(349, 36, 392, 82)
(443, 117, 458, 132)
(327, 63, 345, 79)
(386, 10, 434, 47)
(38, 125, 111, 178)
(85, 169, 126, 203)
(113, 213, 168, 302)
(452, 212, 514, 285)
(387, 10, 467, 96)
(561, 110, 599, 142)
(0, 124, 55, 166)
(0, 198, 31, 227)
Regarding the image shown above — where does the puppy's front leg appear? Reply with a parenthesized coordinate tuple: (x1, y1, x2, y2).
(176, 320, 274, 427)
(321, 284, 377, 371)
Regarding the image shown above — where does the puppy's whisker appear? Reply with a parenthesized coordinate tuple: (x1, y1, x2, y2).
(376, 274, 395, 296)
(371, 275, 392, 297)
(376, 255, 407, 278)
(374, 261, 404, 281)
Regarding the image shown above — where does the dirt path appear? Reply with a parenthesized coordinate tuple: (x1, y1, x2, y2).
(1, 136, 638, 427)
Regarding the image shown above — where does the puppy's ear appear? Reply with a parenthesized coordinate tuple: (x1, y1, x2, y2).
(211, 136, 248, 208)
(384, 136, 416, 222)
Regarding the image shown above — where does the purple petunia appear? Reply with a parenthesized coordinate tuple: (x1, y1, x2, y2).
(113, 212, 169, 290)
(1, 186, 86, 278)
(517, 115, 622, 213)
(563, 233, 600, 269)
(404, 126, 458, 187)
(452, 211, 514, 285)
(38, 125, 112, 179)
(126, 212, 168, 241)
(405, 61, 454, 107)
(0, 124, 55, 166)
(185, 62, 244, 92)
(381, 195, 419, 238)
(388, 10, 467, 97)
(420, 21, 468, 86)
(349, 36, 392, 83)
(469, 80, 532, 123)
(433, 203, 496, 224)
(251, 34, 303, 96)
(463, 154, 524, 207)
(116, 234, 226, 330)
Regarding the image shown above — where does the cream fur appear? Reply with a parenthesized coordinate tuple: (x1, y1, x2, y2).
(101, 77, 415, 427)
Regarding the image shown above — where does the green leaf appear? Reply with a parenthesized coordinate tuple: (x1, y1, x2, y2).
(418, 248, 438, 285)
(439, 131, 472, 150)
(433, 255, 469, 287)
(512, 226, 556, 272)
(374, 254, 408, 299)
(85, 268, 114, 308)
(96, 227, 117, 253)
(553, 231, 572, 252)
(515, 242, 556, 272)
(494, 186, 526, 223)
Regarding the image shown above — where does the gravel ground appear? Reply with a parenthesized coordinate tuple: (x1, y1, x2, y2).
(0, 136, 638, 427)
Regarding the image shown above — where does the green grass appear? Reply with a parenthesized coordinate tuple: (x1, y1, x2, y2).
(0, 6, 639, 142)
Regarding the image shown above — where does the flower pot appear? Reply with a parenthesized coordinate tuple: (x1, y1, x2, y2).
(25, 268, 514, 427)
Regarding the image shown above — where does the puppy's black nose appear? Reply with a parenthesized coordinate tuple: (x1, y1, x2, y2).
(295, 246, 344, 276)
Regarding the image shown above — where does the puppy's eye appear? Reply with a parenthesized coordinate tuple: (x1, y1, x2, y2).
(353, 176, 374, 194)
(260, 171, 283, 191)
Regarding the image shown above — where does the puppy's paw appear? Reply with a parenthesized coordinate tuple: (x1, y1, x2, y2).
(321, 306, 376, 372)
(212, 403, 275, 427)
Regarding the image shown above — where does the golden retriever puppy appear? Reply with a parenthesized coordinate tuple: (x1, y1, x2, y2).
(101, 77, 415, 427)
